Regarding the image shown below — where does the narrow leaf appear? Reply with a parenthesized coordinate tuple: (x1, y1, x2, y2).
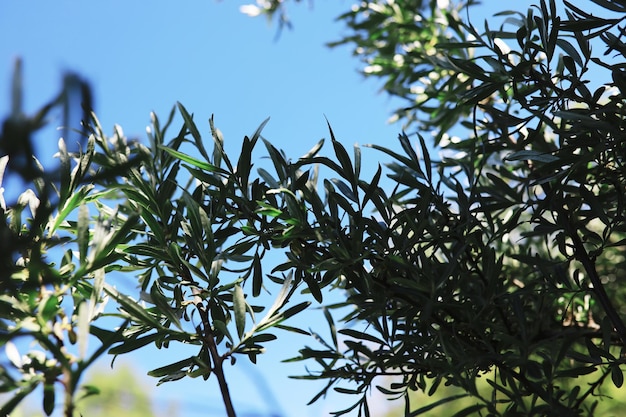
(339, 328, 385, 345)
(148, 356, 195, 378)
(252, 252, 262, 297)
(177, 102, 211, 161)
(612, 365, 624, 388)
(159, 146, 217, 171)
(505, 150, 559, 163)
(77, 203, 89, 263)
(233, 284, 246, 339)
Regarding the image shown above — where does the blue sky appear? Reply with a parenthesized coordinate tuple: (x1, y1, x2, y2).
(0, 1, 405, 162)
(0, 1, 538, 417)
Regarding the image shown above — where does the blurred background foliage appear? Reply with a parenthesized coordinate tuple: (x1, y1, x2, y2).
(7, 364, 178, 417)
(381, 370, 626, 417)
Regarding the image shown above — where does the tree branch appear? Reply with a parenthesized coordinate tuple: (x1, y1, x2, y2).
(198, 306, 237, 417)
(555, 200, 626, 347)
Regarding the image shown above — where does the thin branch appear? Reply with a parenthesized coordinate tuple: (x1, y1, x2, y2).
(542, 183, 626, 347)
(198, 306, 237, 417)
(561, 209, 626, 347)
(573, 365, 612, 410)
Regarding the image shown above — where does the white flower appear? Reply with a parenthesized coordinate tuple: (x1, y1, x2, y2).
(364, 64, 383, 74)
(240, 4, 262, 17)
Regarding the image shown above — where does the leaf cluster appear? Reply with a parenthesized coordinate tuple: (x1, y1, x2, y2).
(0, 60, 145, 416)
(242, 0, 626, 415)
(280, 0, 626, 415)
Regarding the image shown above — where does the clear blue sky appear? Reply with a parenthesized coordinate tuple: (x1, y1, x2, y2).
(0, 1, 537, 417)
(0, 1, 406, 162)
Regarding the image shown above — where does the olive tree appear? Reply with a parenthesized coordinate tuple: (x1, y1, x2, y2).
(244, 0, 626, 415)
(4, 1, 626, 417)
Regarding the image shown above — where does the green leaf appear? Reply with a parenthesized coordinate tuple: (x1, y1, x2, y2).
(274, 324, 310, 335)
(275, 301, 311, 322)
(176, 102, 211, 161)
(612, 365, 624, 388)
(236, 122, 265, 192)
(262, 138, 288, 183)
(80, 213, 140, 274)
(330, 178, 357, 203)
(150, 281, 183, 330)
(124, 243, 167, 259)
(105, 285, 164, 330)
(300, 138, 324, 159)
(108, 333, 160, 355)
(71, 133, 95, 192)
(38, 295, 59, 322)
(328, 121, 355, 185)
(398, 132, 421, 170)
(233, 284, 246, 339)
(589, 0, 626, 12)
(90, 324, 126, 345)
(252, 252, 262, 297)
(353, 143, 361, 186)
(258, 272, 293, 325)
(304, 276, 322, 303)
(323, 307, 337, 349)
(256, 201, 283, 218)
(250, 117, 270, 143)
(247, 333, 277, 344)
(77, 203, 89, 263)
(159, 146, 217, 171)
(451, 404, 487, 417)
(556, 38, 583, 67)
(50, 184, 94, 234)
(586, 338, 614, 361)
(148, 356, 196, 385)
(338, 329, 385, 345)
(505, 150, 559, 163)
(213, 320, 233, 344)
(57, 137, 71, 208)
(257, 167, 279, 189)
(78, 385, 101, 400)
(417, 133, 431, 183)
(556, 366, 598, 378)
(43, 381, 55, 416)
(210, 114, 233, 171)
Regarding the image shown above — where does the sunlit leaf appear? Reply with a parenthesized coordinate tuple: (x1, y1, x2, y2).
(77, 203, 89, 263)
(233, 284, 246, 339)
(505, 150, 559, 163)
(159, 146, 217, 171)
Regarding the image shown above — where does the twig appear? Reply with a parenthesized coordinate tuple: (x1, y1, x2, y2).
(198, 305, 237, 417)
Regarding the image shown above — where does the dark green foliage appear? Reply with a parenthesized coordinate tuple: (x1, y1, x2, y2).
(248, 0, 626, 415)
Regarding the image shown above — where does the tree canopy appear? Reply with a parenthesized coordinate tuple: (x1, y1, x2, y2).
(3, 0, 626, 416)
